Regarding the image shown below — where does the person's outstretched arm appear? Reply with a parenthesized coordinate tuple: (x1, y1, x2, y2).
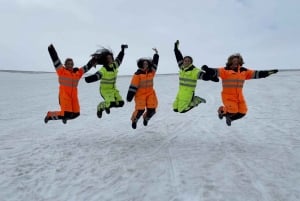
(252, 69, 278, 79)
(85, 71, 102, 83)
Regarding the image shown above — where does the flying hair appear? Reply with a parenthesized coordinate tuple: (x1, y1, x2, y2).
(137, 57, 152, 68)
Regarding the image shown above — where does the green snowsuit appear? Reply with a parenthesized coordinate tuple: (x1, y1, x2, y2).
(173, 66, 202, 112)
(98, 62, 123, 109)
(85, 48, 125, 112)
(173, 43, 208, 113)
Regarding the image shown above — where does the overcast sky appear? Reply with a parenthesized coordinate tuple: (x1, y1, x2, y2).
(1, 0, 299, 75)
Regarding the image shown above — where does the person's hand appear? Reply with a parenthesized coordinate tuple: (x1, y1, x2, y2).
(73, 67, 79, 72)
(48, 44, 54, 49)
(211, 76, 219, 82)
(152, 48, 158, 54)
(121, 44, 128, 51)
(174, 40, 179, 49)
(201, 65, 219, 82)
(201, 65, 208, 71)
(268, 69, 278, 75)
(87, 56, 97, 68)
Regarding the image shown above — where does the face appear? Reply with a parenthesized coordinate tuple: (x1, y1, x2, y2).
(65, 60, 74, 71)
(183, 57, 192, 67)
(142, 61, 149, 70)
(231, 57, 239, 69)
(106, 55, 113, 65)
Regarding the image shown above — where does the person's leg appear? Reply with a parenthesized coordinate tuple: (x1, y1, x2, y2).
(230, 113, 246, 121)
(220, 99, 239, 126)
(143, 108, 155, 126)
(62, 112, 80, 124)
(131, 96, 146, 129)
(143, 92, 158, 126)
(110, 89, 124, 108)
(173, 91, 192, 113)
(110, 101, 124, 108)
(131, 110, 145, 129)
(97, 89, 114, 118)
(44, 111, 64, 123)
(227, 101, 247, 123)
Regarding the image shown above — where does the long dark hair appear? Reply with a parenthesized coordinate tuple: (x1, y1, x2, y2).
(137, 57, 152, 68)
(92, 48, 114, 65)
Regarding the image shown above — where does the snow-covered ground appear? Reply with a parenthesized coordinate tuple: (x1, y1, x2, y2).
(0, 70, 299, 201)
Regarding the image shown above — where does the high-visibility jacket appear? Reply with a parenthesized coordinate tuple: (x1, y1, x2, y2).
(217, 66, 255, 103)
(56, 67, 85, 113)
(173, 45, 206, 112)
(178, 66, 201, 98)
(99, 62, 119, 91)
(173, 66, 201, 112)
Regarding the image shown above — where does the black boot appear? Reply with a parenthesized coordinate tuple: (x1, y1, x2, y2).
(62, 118, 67, 124)
(225, 115, 232, 126)
(105, 108, 110, 114)
(44, 116, 49, 124)
(218, 106, 225, 120)
(97, 109, 103, 118)
(143, 118, 149, 126)
(132, 118, 137, 129)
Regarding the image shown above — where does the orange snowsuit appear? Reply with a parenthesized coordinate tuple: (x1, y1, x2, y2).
(129, 70, 158, 112)
(127, 53, 159, 123)
(46, 67, 89, 120)
(46, 44, 94, 121)
(56, 67, 84, 114)
(217, 66, 255, 114)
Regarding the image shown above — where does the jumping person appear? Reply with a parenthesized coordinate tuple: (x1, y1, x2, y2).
(127, 48, 159, 129)
(44, 44, 97, 124)
(202, 53, 278, 126)
(173, 40, 219, 113)
(85, 44, 128, 118)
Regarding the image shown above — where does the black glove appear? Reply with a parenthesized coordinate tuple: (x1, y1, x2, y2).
(201, 65, 216, 76)
(48, 44, 62, 68)
(201, 65, 219, 82)
(268, 69, 278, 75)
(211, 76, 219, 82)
(73, 67, 79, 73)
(87, 56, 97, 68)
(258, 69, 278, 78)
(126, 91, 134, 102)
(121, 44, 128, 51)
(174, 40, 179, 50)
(201, 65, 209, 72)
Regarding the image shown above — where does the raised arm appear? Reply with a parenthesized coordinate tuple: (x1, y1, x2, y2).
(115, 44, 128, 66)
(174, 40, 184, 67)
(48, 44, 63, 70)
(81, 56, 97, 73)
(151, 48, 159, 72)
